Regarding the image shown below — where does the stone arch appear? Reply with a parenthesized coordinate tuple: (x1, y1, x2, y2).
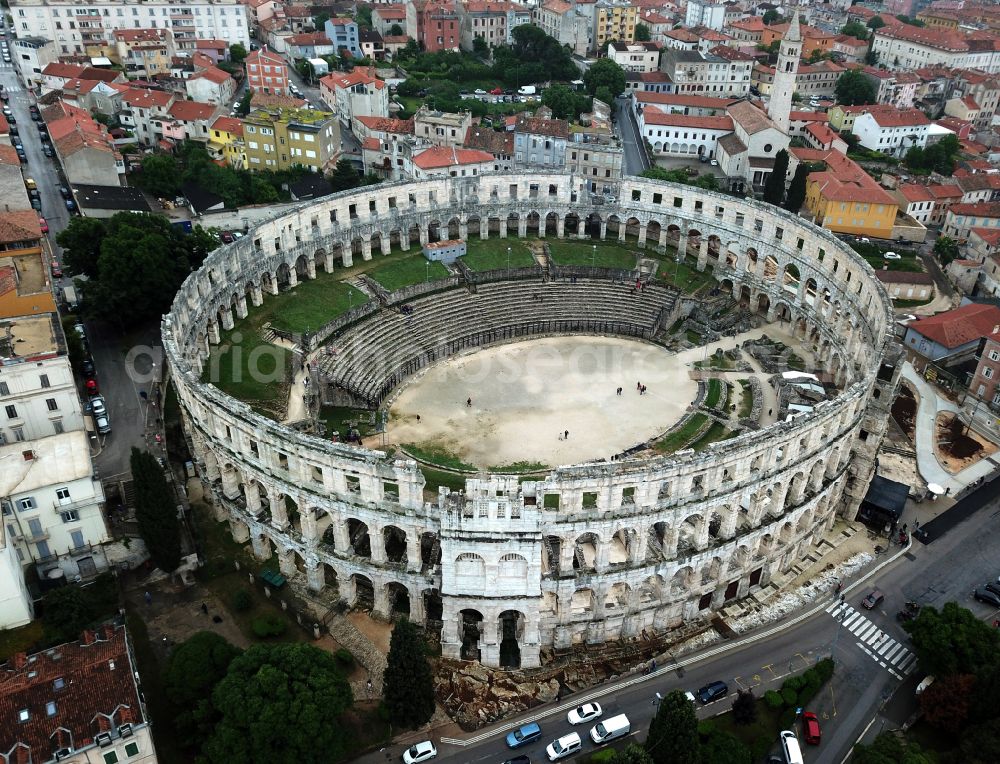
(586, 211, 602, 238)
(571, 588, 595, 616)
(294, 253, 310, 279)
(420, 531, 440, 571)
(456, 552, 486, 578)
(350, 573, 375, 610)
(382, 525, 407, 564)
(347, 518, 371, 557)
(370, 230, 383, 255)
(447, 216, 461, 239)
(427, 219, 442, 242)
(609, 528, 633, 566)
(763, 254, 779, 281)
(670, 566, 695, 594)
(545, 211, 559, 235)
(498, 552, 528, 580)
(707, 234, 721, 258)
(573, 532, 600, 573)
(605, 582, 631, 611)
(625, 216, 641, 239)
(700, 556, 723, 585)
(606, 214, 622, 239)
(275, 262, 291, 287)
(677, 514, 704, 554)
(465, 215, 481, 239)
(351, 236, 364, 258)
(645, 219, 661, 246)
(565, 212, 580, 235)
(459, 608, 484, 660)
(385, 581, 410, 617)
(783, 263, 801, 295)
(638, 574, 665, 604)
(407, 222, 421, 244)
(498, 609, 525, 668)
(526, 210, 541, 235)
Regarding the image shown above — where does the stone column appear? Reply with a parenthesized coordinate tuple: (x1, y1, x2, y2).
(361, 238, 373, 261)
(207, 320, 221, 345)
(250, 284, 263, 307)
(306, 562, 324, 592)
(499, 219, 508, 238)
(324, 252, 335, 272)
(408, 585, 426, 624)
(306, 258, 317, 279)
(245, 482, 261, 515)
(229, 518, 250, 544)
(369, 525, 386, 563)
(381, 236, 391, 256)
(251, 532, 271, 560)
(459, 221, 469, 240)
(518, 217, 528, 238)
(419, 227, 429, 247)
(221, 467, 240, 500)
(269, 489, 288, 528)
(556, 217, 565, 238)
(266, 276, 279, 296)
(480, 219, 489, 238)
(678, 233, 688, 260)
(637, 223, 647, 246)
(235, 295, 249, 320)
(697, 239, 709, 272)
(595, 540, 610, 572)
(599, 220, 607, 240)
(559, 536, 576, 576)
(277, 550, 296, 577)
(618, 223, 627, 241)
(342, 247, 354, 267)
(287, 268, 298, 288)
(406, 533, 421, 573)
(300, 505, 317, 544)
(373, 582, 390, 618)
(333, 520, 350, 554)
(659, 228, 669, 249)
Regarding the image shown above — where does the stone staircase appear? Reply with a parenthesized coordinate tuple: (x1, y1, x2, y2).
(324, 613, 388, 697)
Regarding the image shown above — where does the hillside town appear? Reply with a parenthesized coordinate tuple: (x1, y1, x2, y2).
(3, 1, 1000, 764)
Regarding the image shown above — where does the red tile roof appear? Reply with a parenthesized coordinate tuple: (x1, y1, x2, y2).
(972, 227, 1000, 246)
(190, 66, 232, 85)
(0, 211, 42, 243)
(355, 115, 413, 133)
(41, 62, 86, 79)
(949, 201, 1000, 217)
(361, 136, 380, 151)
(858, 105, 931, 128)
(168, 101, 218, 122)
(374, 5, 408, 20)
(789, 110, 829, 122)
(642, 111, 734, 130)
(121, 88, 173, 109)
(245, 47, 286, 68)
(897, 183, 937, 203)
(0, 626, 146, 762)
(321, 67, 385, 90)
(412, 146, 494, 169)
(195, 38, 228, 50)
(286, 32, 332, 46)
(806, 150, 897, 206)
(113, 28, 167, 43)
(0, 144, 18, 166)
(211, 115, 243, 135)
(907, 303, 1000, 348)
(635, 92, 738, 110)
(514, 116, 570, 139)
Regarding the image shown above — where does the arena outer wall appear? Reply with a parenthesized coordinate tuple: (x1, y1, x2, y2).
(162, 172, 901, 670)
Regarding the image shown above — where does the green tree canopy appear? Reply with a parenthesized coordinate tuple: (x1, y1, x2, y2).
(841, 21, 870, 40)
(203, 643, 353, 764)
(933, 235, 960, 265)
(40, 586, 97, 644)
(131, 447, 182, 572)
(904, 601, 1000, 678)
(390, 23, 403, 36)
(584, 57, 626, 99)
(355, 5, 373, 28)
(164, 632, 242, 746)
(229, 43, 247, 63)
(473, 35, 488, 55)
(785, 164, 810, 213)
(646, 690, 698, 764)
(763, 149, 789, 206)
(635, 23, 651, 42)
(868, 16, 886, 30)
(56, 217, 106, 278)
(542, 84, 592, 120)
(383, 619, 436, 728)
(896, 14, 925, 27)
(138, 154, 182, 197)
(612, 744, 655, 764)
(852, 731, 933, 763)
(328, 158, 363, 192)
(699, 728, 753, 764)
(835, 69, 877, 106)
(763, 9, 781, 25)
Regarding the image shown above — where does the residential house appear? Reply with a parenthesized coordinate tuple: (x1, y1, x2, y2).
(358, 116, 415, 179)
(945, 94, 981, 124)
(803, 121, 849, 153)
(893, 183, 939, 224)
(118, 88, 176, 146)
(943, 201, 1000, 240)
(659, 28, 700, 53)
(359, 29, 386, 60)
(43, 101, 124, 186)
(533, 0, 590, 57)
(0, 625, 157, 759)
(457, 2, 516, 51)
(833, 35, 869, 63)
(660, 49, 753, 97)
(871, 23, 1000, 74)
(324, 16, 363, 58)
(902, 303, 1000, 361)
(413, 107, 472, 148)
(245, 46, 290, 97)
(874, 270, 936, 303)
(244, 0, 281, 30)
(726, 16, 765, 45)
(160, 101, 222, 146)
(955, 69, 1000, 130)
(285, 33, 336, 60)
(828, 104, 868, 132)
(408, 1, 461, 53)
(113, 28, 175, 78)
(685, 0, 725, 31)
(752, 59, 844, 98)
(9, 37, 58, 91)
(624, 71, 673, 93)
(638, 11, 673, 46)
(463, 125, 515, 172)
(39, 63, 124, 96)
(799, 148, 900, 238)
(409, 145, 497, 178)
(861, 67, 919, 109)
(320, 68, 389, 131)
(185, 67, 236, 106)
(852, 105, 931, 157)
(373, 5, 408, 36)
(194, 38, 229, 63)
(761, 22, 836, 58)
(513, 116, 569, 170)
(608, 41, 660, 73)
(567, 128, 623, 195)
(592, 1, 639, 52)
(243, 106, 340, 172)
(207, 115, 247, 169)
(968, 332, 1000, 409)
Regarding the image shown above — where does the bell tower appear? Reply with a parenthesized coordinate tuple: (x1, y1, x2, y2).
(768, 13, 802, 135)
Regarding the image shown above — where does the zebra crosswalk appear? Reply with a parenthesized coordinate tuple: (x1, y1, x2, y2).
(825, 600, 917, 680)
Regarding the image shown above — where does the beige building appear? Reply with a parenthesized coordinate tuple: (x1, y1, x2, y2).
(113, 28, 175, 78)
(243, 107, 341, 172)
(413, 106, 472, 148)
(607, 41, 660, 73)
(567, 129, 623, 196)
(593, 1, 638, 51)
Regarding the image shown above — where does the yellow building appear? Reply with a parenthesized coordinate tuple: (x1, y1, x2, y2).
(242, 106, 341, 172)
(594, 2, 638, 50)
(207, 115, 248, 170)
(801, 149, 899, 237)
(112, 28, 175, 77)
(826, 104, 868, 132)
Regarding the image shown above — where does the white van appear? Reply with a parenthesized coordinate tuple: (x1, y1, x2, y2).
(546, 732, 581, 761)
(590, 713, 630, 744)
(780, 730, 804, 764)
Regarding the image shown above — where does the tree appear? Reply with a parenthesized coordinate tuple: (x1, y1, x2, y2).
(645, 690, 698, 764)
(355, 5, 373, 28)
(785, 164, 809, 212)
(919, 673, 975, 732)
(835, 69, 877, 106)
(543, 84, 591, 120)
(699, 729, 753, 764)
(383, 619, 436, 728)
(763, 149, 789, 206)
(313, 12, 331, 31)
(236, 89, 252, 116)
(763, 9, 781, 25)
(164, 632, 242, 746)
(868, 16, 886, 31)
(897, 14, 925, 27)
(933, 235, 961, 266)
(40, 586, 97, 643)
(584, 57, 626, 100)
(390, 23, 403, 36)
(131, 447, 182, 572)
(612, 744, 655, 764)
(635, 23, 651, 42)
(841, 21, 870, 40)
(595, 85, 614, 106)
(56, 217, 107, 278)
(731, 688, 757, 725)
(865, 47, 880, 66)
(852, 731, 933, 764)
(328, 158, 362, 192)
(473, 35, 488, 56)
(904, 601, 1000, 678)
(203, 643, 353, 764)
(139, 154, 182, 197)
(229, 43, 247, 63)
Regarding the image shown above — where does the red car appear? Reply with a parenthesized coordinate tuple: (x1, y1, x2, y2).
(50, 260, 62, 277)
(39, 216, 48, 233)
(85, 378, 98, 395)
(489, 87, 503, 95)
(802, 711, 821, 745)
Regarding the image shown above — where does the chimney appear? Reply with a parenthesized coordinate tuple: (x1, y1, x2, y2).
(81, 630, 96, 646)
(12, 652, 28, 670)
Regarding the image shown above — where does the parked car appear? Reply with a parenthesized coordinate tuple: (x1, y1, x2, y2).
(24, 177, 36, 190)
(95, 414, 111, 435)
(974, 587, 1000, 607)
(474, 88, 486, 95)
(43, 146, 54, 157)
(8, 124, 16, 136)
(985, 581, 1000, 598)
(38, 217, 48, 233)
(883, 252, 901, 260)
(221, 231, 234, 244)
(85, 378, 99, 395)
(28, 188, 40, 200)
(0, 91, 8, 102)
(59, 186, 71, 199)
(65, 199, 76, 211)
(501, 758, 530, 764)
(50, 260, 62, 277)
(567, 702, 602, 725)
(545, 732, 581, 761)
(90, 396, 107, 418)
(697, 681, 729, 704)
(490, 87, 503, 95)
(506, 722, 542, 749)
(6, 114, 14, 124)
(30, 198, 41, 212)
(802, 711, 821, 745)
(81, 359, 95, 378)
(401, 740, 436, 764)
(862, 589, 884, 610)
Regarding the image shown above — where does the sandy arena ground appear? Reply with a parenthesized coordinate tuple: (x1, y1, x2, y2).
(387, 335, 698, 468)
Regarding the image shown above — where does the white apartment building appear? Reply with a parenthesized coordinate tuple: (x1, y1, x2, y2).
(0, 528, 31, 627)
(660, 49, 752, 97)
(852, 105, 931, 158)
(319, 68, 389, 131)
(685, 0, 725, 32)
(8, 0, 250, 56)
(607, 41, 660, 73)
(871, 25, 1000, 74)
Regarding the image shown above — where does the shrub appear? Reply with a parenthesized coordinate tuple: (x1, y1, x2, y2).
(251, 614, 287, 638)
(764, 690, 784, 709)
(588, 750, 617, 763)
(334, 648, 355, 668)
(815, 658, 835, 683)
(697, 719, 716, 736)
(783, 674, 804, 692)
(232, 589, 253, 612)
(781, 687, 798, 707)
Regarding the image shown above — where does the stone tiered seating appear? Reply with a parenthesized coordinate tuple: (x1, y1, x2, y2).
(320, 279, 677, 405)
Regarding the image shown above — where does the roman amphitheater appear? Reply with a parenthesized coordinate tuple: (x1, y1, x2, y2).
(163, 172, 901, 671)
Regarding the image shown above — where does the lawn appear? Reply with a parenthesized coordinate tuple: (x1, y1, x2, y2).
(861, 254, 925, 273)
(706, 704, 786, 760)
(267, 279, 368, 334)
(461, 238, 537, 271)
(654, 413, 709, 453)
(369, 257, 450, 291)
(420, 465, 470, 494)
(319, 405, 379, 440)
(655, 258, 715, 293)
(690, 420, 735, 451)
(737, 379, 754, 419)
(201, 325, 291, 415)
(403, 442, 477, 471)
(893, 296, 934, 308)
(546, 240, 638, 269)
(704, 378, 722, 409)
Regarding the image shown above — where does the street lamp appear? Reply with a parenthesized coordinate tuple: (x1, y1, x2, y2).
(425, 260, 430, 283)
(592, 243, 596, 269)
(507, 246, 511, 275)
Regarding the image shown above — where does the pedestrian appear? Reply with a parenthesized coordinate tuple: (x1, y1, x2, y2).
(616, 386, 622, 396)
(637, 381, 642, 391)
(416, 414, 421, 422)
(144, 591, 152, 606)
(200, 602, 208, 615)
(768, 408, 773, 416)
(467, 397, 472, 407)
(564, 430, 569, 440)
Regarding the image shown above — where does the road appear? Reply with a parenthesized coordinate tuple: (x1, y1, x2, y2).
(614, 96, 649, 177)
(359, 496, 1000, 764)
(1, 63, 158, 479)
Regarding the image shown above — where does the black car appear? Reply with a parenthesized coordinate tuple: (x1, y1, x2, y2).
(43, 146, 54, 157)
(8, 124, 16, 136)
(986, 581, 1000, 598)
(0, 91, 8, 102)
(59, 186, 71, 199)
(697, 681, 729, 704)
(30, 198, 41, 211)
(6, 114, 14, 124)
(502, 758, 531, 764)
(28, 189, 40, 200)
(37, 123, 47, 134)
(81, 359, 96, 378)
(975, 588, 1000, 608)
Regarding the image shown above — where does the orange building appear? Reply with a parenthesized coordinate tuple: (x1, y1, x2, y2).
(762, 22, 835, 58)
(0, 211, 55, 318)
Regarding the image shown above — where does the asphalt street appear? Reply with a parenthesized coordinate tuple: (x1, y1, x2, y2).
(614, 96, 650, 177)
(362, 497, 1000, 764)
(1, 64, 160, 479)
